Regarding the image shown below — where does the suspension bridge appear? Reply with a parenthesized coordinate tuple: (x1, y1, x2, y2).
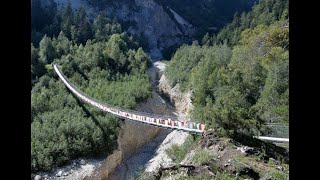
(53, 64, 205, 134)
(53, 64, 289, 142)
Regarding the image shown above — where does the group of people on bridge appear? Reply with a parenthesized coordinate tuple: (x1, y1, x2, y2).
(82, 96, 206, 132)
(112, 109, 206, 131)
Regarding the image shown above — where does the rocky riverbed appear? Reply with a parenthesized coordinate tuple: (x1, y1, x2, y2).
(96, 60, 192, 180)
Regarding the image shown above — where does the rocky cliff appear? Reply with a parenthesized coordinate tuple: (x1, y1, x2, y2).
(53, 0, 195, 60)
(106, 0, 195, 60)
(158, 67, 194, 119)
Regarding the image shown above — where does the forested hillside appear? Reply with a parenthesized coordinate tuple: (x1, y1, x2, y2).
(209, 0, 289, 46)
(31, 0, 289, 177)
(31, 1, 152, 172)
(155, 0, 256, 34)
(31, 0, 122, 47)
(165, 0, 289, 137)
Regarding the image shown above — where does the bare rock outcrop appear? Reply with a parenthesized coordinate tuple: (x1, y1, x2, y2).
(53, 0, 195, 60)
(158, 74, 193, 118)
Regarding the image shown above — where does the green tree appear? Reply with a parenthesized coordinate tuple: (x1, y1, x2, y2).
(132, 47, 150, 73)
(38, 35, 56, 64)
(201, 32, 210, 46)
(93, 14, 108, 41)
(252, 59, 289, 123)
(54, 31, 72, 57)
(31, 43, 46, 82)
(74, 6, 93, 44)
(61, 0, 74, 39)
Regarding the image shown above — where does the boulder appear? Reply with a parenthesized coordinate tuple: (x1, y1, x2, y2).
(277, 165, 284, 171)
(238, 146, 259, 155)
(224, 163, 230, 167)
(34, 175, 41, 180)
(80, 159, 86, 165)
(56, 170, 63, 177)
(189, 165, 214, 178)
(261, 174, 273, 180)
(237, 166, 260, 179)
(200, 129, 220, 148)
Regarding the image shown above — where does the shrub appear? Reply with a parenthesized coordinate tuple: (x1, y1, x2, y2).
(192, 148, 212, 165)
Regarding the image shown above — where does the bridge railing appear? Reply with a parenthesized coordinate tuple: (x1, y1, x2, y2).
(265, 124, 289, 139)
(249, 123, 289, 142)
(57, 68, 180, 120)
(53, 63, 289, 139)
(53, 64, 204, 133)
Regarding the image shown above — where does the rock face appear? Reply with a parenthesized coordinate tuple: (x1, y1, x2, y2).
(200, 129, 220, 148)
(151, 61, 193, 119)
(144, 130, 189, 173)
(105, 0, 195, 60)
(53, 0, 195, 60)
(158, 74, 193, 118)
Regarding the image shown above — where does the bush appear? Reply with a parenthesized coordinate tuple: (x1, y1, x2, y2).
(266, 170, 289, 180)
(192, 149, 212, 165)
(214, 170, 234, 180)
(165, 135, 198, 163)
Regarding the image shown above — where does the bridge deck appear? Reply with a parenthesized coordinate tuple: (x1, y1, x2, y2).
(53, 64, 204, 134)
(53, 63, 289, 141)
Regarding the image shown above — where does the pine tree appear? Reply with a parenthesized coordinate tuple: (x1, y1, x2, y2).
(93, 14, 108, 41)
(201, 32, 210, 46)
(38, 35, 56, 64)
(61, 0, 74, 39)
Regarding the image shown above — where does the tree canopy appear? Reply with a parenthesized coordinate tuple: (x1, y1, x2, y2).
(165, 0, 289, 136)
(31, 4, 152, 172)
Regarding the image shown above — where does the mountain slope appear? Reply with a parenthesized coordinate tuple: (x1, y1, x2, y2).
(42, 0, 257, 60)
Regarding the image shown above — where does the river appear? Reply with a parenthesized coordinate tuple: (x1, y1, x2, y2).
(102, 61, 185, 179)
